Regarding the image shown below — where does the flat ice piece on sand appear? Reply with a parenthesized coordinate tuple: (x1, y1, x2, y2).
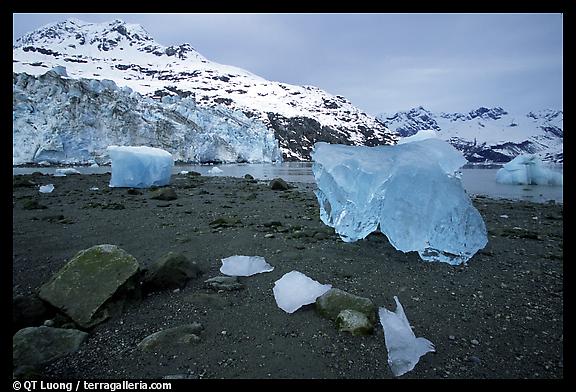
(273, 271, 332, 313)
(39, 184, 54, 193)
(220, 255, 274, 277)
(107, 146, 174, 188)
(379, 296, 435, 377)
(312, 140, 487, 265)
(208, 167, 223, 175)
(495, 154, 562, 186)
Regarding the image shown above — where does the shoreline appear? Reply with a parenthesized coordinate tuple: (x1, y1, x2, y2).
(12, 173, 563, 379)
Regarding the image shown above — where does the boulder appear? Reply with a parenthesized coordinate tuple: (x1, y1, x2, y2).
(13, 295, 54, 333)
(150, 187, 178, 201)
(13, 326, 88, 369)
(315, 288, 377, 323)
(137, 323, 203, 352)
(143, 252, 202, 291)
(38, 244, 140, 328)
(269, 178, 290, 191)
(336, 309, 374, 336)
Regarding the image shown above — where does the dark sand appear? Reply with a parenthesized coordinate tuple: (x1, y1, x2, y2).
(12, 172, 563, 379)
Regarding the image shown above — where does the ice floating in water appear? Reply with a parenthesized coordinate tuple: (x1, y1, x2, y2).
(107, 145, 173, 188)
(220, 255, 274, 277)
(379, 296, 435, 377)
(39, 184, 54, 193)
(311, 140, 487, 265)
(54, 168, 81, 177)
(273, 271, 332, 313)
(397, 129, 438, 145)
(208, 167, 224, 175)
(495, 154, 562, 186)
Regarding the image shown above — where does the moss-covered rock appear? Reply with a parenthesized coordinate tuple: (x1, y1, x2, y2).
(137, 323, 203, 352)
(13, 326, 88, 369)
(150, 187, 178, 201)
(270, 178, 290, 191)
(315, 288, 377, 324)
(38, 244, 140, 328)
(336, 309, 374, 336)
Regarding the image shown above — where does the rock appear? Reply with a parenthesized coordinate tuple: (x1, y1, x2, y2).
(204, 276, 244, 291)
(13, 176, 37, 188)
(13, 365, 43, 380)
(315, 288, 377, 323)
(244, 174, 254, 180)
(13, 326, 88, 369)
(38, 244, 140, 328)
(270, 178, 290, 191)
(13, 295, 54, 333)
(137, 323, 203, 352)
(209, 217, 241, 228)
(336, 309, 374, 336)
(143, 252, 202, 291)
(471, 339, 479, 345)
(126, 188, 142, 195)
(187, 171, 201, 177)
(150, 187, 178, 201)
(163, 374, 196, 379)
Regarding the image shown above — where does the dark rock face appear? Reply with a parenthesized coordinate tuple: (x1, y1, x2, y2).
(13, 326, 88, 369)
(143, 252, 202, 291)
(13, 295, 54, 333)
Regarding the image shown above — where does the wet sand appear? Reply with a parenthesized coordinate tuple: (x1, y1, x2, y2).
(12, 172, 563, 379)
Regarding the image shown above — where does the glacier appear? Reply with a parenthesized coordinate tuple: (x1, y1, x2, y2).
(13, 69, 282, 165)
(379, 296, 435, 377)
(495, 154, 563, 186)
(311, 140, 488, 265)
(107, 146, 173, 188)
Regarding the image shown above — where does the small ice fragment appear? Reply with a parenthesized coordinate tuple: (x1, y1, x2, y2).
(39, 184, 54, 193)
(179, 170, 189, 175)
(208, 167, 223, 175)
(220, 255, 274, 277)
(379, 296, 435, 377)
(89, 187, 99, 191)
(55, 168, 81, 176)
(499, 214, 509, 218)
(273, 271, 332, 313)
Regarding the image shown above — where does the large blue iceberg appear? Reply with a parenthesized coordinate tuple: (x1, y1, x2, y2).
(311, 140, 488, 265)
(495, 154, 563, 186)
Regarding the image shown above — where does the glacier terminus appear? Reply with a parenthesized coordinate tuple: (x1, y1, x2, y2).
(311, 139, 488, 265)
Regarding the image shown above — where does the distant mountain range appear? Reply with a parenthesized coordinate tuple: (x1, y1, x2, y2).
(13, 18, 562, 165)
(377, 106, 563, 163)
(13, 18, 396, 162)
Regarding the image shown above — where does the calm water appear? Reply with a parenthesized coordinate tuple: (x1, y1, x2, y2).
(13, 162, 563, 203)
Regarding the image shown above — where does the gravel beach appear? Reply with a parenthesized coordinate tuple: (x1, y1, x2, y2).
(12, 172, 564, 379)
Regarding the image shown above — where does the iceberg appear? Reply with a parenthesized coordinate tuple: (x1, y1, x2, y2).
(39, 184, 54, 193)
(379, 296, 435, 377)
(208, 167, 224, 175)
(311, 140, 487, 265)
(220, 255, 274, 276)
(107, 145, 174, 188)
(273, 271, 332, 313)
(495, 154, 563, 186)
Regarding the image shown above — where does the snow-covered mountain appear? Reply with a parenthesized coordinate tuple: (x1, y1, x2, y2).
(13, 69, 282, 165)
(13, 18, 396, 161)
(377, 106, 563, 163)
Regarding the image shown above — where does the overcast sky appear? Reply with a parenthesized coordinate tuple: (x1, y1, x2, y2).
(13, 13, 563, 116)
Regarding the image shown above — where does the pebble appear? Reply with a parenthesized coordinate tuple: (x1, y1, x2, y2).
(448, 335, 455, 340)
(467, 356, 481, 364)
(471, 339, 479, 345)
(264, 234, 274, 238)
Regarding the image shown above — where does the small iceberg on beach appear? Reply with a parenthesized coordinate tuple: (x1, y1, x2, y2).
(107, 145, 173, 188)
(496, 154, 563, 186)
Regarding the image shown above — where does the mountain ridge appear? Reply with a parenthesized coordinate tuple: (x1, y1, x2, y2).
(13, 18, 397, 161)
